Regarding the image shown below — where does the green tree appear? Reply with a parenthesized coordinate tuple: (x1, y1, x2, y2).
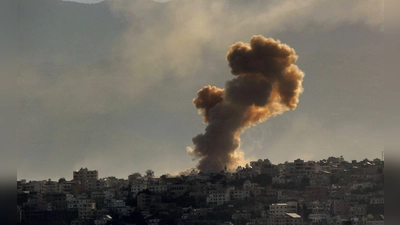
(145, 169, 154, 179)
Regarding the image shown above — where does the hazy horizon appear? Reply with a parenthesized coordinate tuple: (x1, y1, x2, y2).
(17, 0, 383, 181)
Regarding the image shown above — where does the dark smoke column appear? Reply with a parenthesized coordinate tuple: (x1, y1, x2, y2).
(188, 35, 304, 173)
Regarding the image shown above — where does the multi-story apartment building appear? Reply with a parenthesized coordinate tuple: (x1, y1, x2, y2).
(43, 180, 63, 193)
(73, 168, 98, 182)
(269, 202, 297, 217)
(264, 213, 303, 225)
(250, 159, 279, 177)
(43, 192, 68, 211)
(168, 183, 190, 196)
(309, 170, 331, 186)
(67, 199, 96, 218)
(206, 188, 233, 205)
(137, 192, 162, 210)
(147, 184, 168, 193)
(23, 181, 45, 193)
(285, 159, 316, 179)
(131, 183, 147, 196)
(309, 213, 330, 223)
(72, 168, 99, 192)
(232, 189, 250, 200)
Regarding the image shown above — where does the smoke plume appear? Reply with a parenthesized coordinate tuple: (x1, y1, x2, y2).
(188, 35, 304, 173)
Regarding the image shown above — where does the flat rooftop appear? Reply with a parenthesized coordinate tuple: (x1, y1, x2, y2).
(286, 213, 301, 218)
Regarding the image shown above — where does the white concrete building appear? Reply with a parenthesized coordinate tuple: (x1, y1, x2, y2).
(131, 183, 147, 196)
(232, 189, 250, 200)
(206, 188, 232, 205)
(148, 184, 168, 193)
(269, 202, 297, 217)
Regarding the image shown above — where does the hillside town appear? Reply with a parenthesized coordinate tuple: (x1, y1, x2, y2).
(17, 156, 384, 225)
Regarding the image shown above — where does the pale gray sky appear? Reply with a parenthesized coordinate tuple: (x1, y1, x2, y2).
(62, 0, 169, 3)
(63, 0, 104, 3)
(17, 0, 383, 181)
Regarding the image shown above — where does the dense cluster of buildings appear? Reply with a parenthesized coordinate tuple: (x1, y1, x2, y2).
(17, 156, 384, 225)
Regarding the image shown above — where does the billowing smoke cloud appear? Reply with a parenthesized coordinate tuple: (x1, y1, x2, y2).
(188, 35, 304, 173)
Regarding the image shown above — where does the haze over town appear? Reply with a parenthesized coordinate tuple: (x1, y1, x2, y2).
(17, 0, 383, 181)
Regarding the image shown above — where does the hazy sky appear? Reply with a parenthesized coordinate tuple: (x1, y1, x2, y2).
(62, 0, 169, 3)
(17, 0, 383, 181)
(63, 0, 103, 3)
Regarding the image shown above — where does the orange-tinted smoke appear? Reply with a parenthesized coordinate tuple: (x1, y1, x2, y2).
(193, 85, 224, 123)
(226, 35, 303, 109)
(189, 35, 304, 173)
